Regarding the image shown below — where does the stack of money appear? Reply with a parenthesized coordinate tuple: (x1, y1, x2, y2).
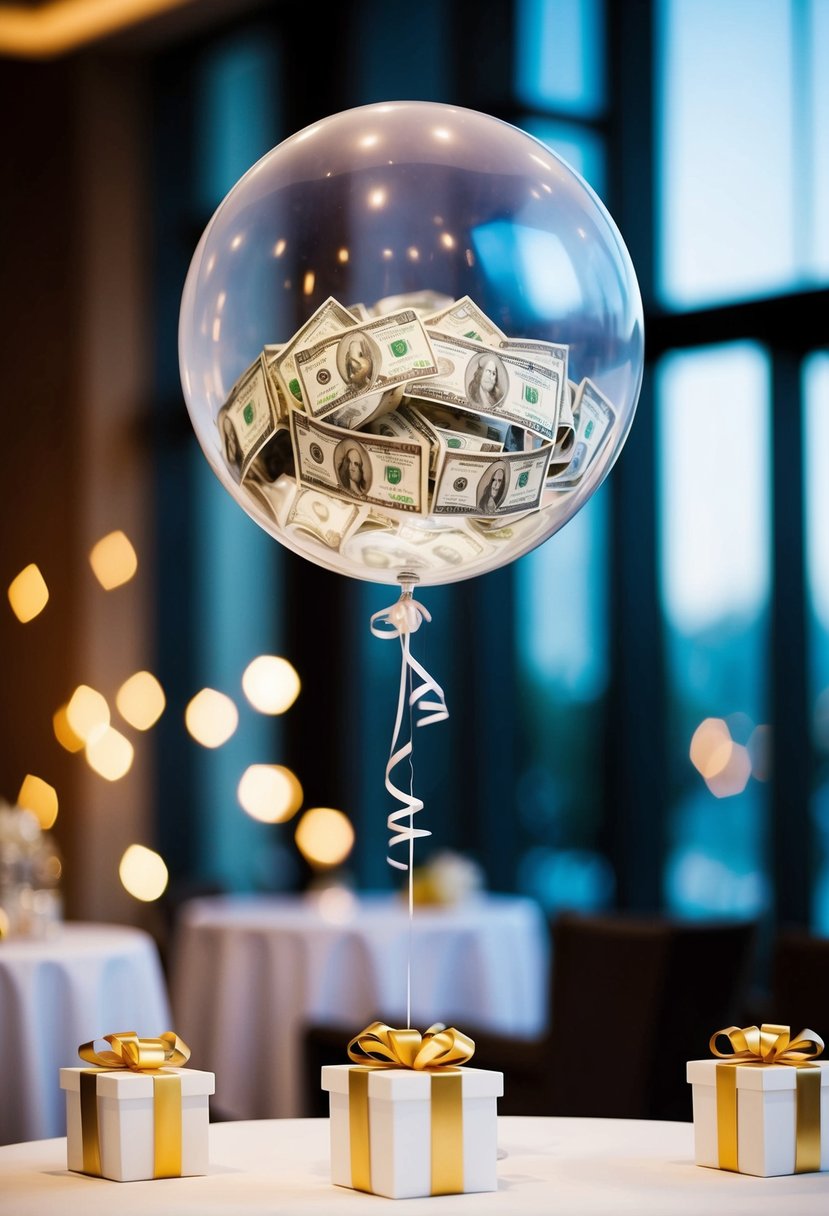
(215, 291, 618, 571)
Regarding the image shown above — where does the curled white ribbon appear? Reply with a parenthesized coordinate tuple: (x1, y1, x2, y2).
(369, 591, 449, 873)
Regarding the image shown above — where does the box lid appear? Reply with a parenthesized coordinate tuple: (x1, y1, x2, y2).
(322, 1063, 503, 1100)
(59, 1066, 215, 1098)
(687, 1058, 829, 1090)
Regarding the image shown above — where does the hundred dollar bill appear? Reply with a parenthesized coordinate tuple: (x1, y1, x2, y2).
(290, 409, 429, 514)
(372, 289, 453, 318)
(498, 337, 568, 433)
(295, 310, 438, 421)
(548, 379, 616, 490)
(262, 344, 290, 422)
(346, 302, 372, 322)
(395, 522, 486, 567)
(408, 332, 562, 443)
(424, 295, 507, 347)
(325, 385, 405, 431)
(285, 486, 365, 550)
(272, 296, 358, 408)
(218, 354, 279, 482)
(432, 443, 554, 517)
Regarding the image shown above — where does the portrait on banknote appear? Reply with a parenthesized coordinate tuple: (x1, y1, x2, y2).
(337, 334, 377, 392)
(335, 438, 372, 498)
(476, 461, 509, 513)
(465, 352, 507, 410)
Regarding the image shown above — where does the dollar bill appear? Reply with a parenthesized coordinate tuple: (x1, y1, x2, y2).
(341, 520, 485, 573)
(408, 332, 562, 443)
(272, 297, 358, 408)
(295, 310, 438, 421)
(262, 345, 289, 422)
(325, 385, 405, 431)
(548, 378, 616, 490)
(424, 296, 507, 347)
(218, 354, 279, 482)
(290, 409, 429, 514)
(432, 443, 554, 517)
(346, 302, 372, 322)
(498, 337, 568, 435)
(372, 289, 454, 318)
(285, 486, 365, 550)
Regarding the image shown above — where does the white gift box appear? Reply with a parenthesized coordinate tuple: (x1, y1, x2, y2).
(59, 1066, 215, 1182)
(322, 1063, 503, 1199)
(687, 1058, 829, 1177)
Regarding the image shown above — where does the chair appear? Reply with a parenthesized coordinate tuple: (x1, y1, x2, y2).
(768, 930, 829, 1038)
(302, 911, 757, 1120)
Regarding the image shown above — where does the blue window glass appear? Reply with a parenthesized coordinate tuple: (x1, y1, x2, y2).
(658, 0, 799, 307)
(514, 484, 612, 913)
(804, 353, 829, 929)
(657, 342, 771, 917)
(515, 0, 605, 117)
(806, 1, 829, 277)
(519, 115, 606, 197)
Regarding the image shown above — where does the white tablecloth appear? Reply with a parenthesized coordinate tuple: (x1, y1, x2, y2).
(1, 1117, 827, 1215)
(171, 892, 549, 1118)
(0, 923, 171, 1144)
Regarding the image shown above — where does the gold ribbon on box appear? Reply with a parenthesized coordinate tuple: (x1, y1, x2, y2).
(76, 1031, 190, 1179)
(709, 1023, 824, 1174)
(345, 1021, 475, 1196)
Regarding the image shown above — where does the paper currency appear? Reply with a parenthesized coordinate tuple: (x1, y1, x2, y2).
(432, 443, 554, 517)
(372, 290, 454, 318)
(295, 310, 438, 421)
(548, 378, 616, 490)
(424, 296, 507, 347)
(290, 409, 429, 514)
(218, 354, 279, 482)
(325, 385, 405, 431)
(341, 520, 485, 573)
(285, 486, 364, 549)
(408, 332, 562, 443)
(262, 345, 290, 423)
(272, 296, 358, 408)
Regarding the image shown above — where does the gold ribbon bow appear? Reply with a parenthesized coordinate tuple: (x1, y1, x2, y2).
(345, 1022, 475, 1196)
(709, 1024, 824, 1174)
(76, 1031, 191, 1179)
(347, 1020, 475, 1070)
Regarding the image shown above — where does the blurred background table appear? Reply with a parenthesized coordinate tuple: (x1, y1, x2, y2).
(0, 923, 171, 1145)
(171, 892, 549, 1118)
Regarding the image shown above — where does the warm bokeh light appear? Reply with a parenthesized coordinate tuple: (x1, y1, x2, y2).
(17, 774, 58, 829)
(53, 704, 85, 753)
(302, 271, 315, 295)
(237, 764, 303, 823)
(295, 807, 355, 869)
(689, 717, 733, 779)
(119, 844, 169, 902)
(315, 884, 357, 924)
(185, 688, 238, 747)
(7, 563, 49, 622)
(85, 725, 134, 781)
(66, 684, 110, 743)
(705, 743, 752, 798)
(89, 530, 138, 590)
(337, 247, 349, 263)
(748, 724, 772, 781)
(241, 655, 301, 715)
(116, 670, 166, 730)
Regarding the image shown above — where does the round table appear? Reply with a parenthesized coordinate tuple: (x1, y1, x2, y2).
(0, 923, 171, 1145)
(171, 892, 548, 1118)
(0, 1117, 826, 1214)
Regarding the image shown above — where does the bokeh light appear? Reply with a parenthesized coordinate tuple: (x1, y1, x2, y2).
(89, 530, 138, 590)
(241, 655, 301, 715)
(689, 717, 733, 779)
(295, 807, 355, 868)
(185, 688, 238, 747)
(17, 774, 58, 829)
(85, 725, 134, 781)
(705, 743, 752, 798)
(66, 684, 110, 744)
(116, 670, 166, 730)
(237, 764, 303, 823)
(315, 884, 357, 924)
(119, 844, 169, 902)
(53, 704, 84, 753)
(7, 563, 49, 622)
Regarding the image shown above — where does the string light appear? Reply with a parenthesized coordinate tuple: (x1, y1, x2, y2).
(7, 564, 49, 622)
(89, 531, 138, 590)
(185, 688, 238, 747)
(17, 774, 58, 829)
(116, 671, 166, 730)
(295, 807, 355, 868)
(237, 765, 303, 823)
(119, 845, 168, 902)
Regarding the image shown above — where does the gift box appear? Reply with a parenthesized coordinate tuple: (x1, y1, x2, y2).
(321, 1022, 503, 1199)
(687, 1024, 829, 1177)
(59, 1031, 214, 1182)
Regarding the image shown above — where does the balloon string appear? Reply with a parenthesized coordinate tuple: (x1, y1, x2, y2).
(370, 589, 449, 1028)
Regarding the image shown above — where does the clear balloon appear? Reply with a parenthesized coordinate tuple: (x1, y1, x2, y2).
(179, 101, 643, 586)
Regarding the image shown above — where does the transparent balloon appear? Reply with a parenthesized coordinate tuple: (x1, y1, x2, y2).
(179, 101, 643, 587)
